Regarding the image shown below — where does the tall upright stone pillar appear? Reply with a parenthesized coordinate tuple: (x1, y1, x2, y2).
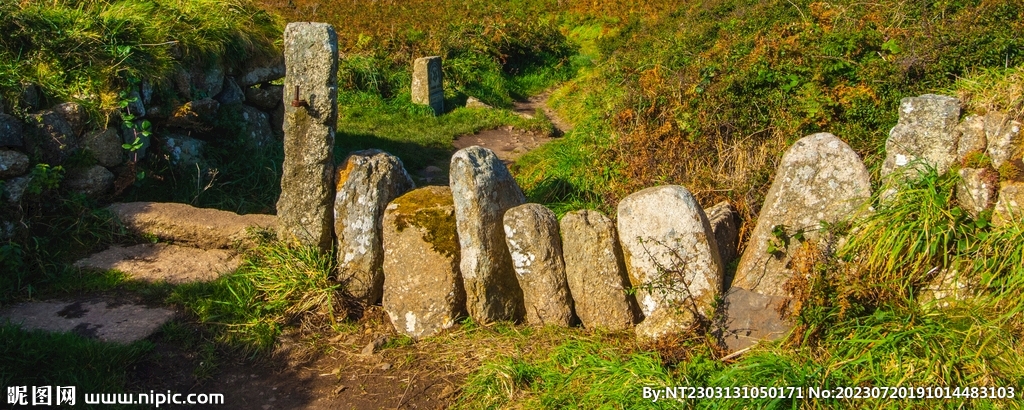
(276, 23, 338, 251)
(411, 56, 444, 116)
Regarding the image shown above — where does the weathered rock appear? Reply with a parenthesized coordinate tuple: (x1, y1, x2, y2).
(617, 185, 722, 340)
(20, 83, 41, 111)
(276, 22, 338, 251)
(166, 99, 220, 131)
(53, 102, 87, 136)
(956, 114, 987, 161)
(411, 56, 444, 115)
(956, 168, 998, 218)
(706, 201, 740, 267)
(0, 299, 175, 344)
(270, 103, 284, 138)
(83, 128, 123, 167)
(172, 66, 193, 99)
(215, 76, 245, 105)
(882, 94, 961, 177)
(450, 146, 526, 322)
(560, 210, 638, 330)
(0, 149, 30, 178)
(0, 113, 23, 148)
(993, 182, 1024, 227)
(107, 202, 278, 249)
(64, 165, 114, 197)
(244, 84, 283, 111)
(141, 79, 154, 105)
(194, 65, 225, 99)
(382, 186, 465, 339)
(503, 203, 573, 326)
(238, 54, 286, 87)
(162, 133, 205, 168)
(717, 288, 791, 352)
(74, 243, 241, 284)
(984, 111, 1022, 170)
(3, 175, 31, 203)
(733, 133, 871, 297)
(334, 149, 415, 304)
(466, 96, 491, 109)
(920, 269, 976, 308)
(240, 105, 274, 148)
(127, 89, 145, 119)
(25, 110, 76, 165)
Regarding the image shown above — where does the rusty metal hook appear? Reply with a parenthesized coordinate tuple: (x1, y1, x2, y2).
(291, 85, 308, 108)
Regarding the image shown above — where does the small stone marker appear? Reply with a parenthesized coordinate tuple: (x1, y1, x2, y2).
(560, 209, 638, 331)
(276, 22, 338, 251)
(450, 146, 526, 323)
(412, 56, 444, 116)
(335, 149, 415, 304)
(617, 185, 723, 342)
(1, 299, 175, 344)
(504, 203, 574, 326)
(382, 186, 465, 339)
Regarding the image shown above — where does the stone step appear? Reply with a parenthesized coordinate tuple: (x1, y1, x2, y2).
(107, 202, 277, 249)
(74, 243, 241, 284)
(0, 299, 175, 344)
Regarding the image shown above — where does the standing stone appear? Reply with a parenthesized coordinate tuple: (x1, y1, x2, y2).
(276, 22, 338, 251)
(956, 168, 998, 218)
(450, 146, 526, 322)
(503, 204, 574, 326)
(411, 56, 444, 116)
(335, 149, 415, 304)
(957, 114, 987, 161)
(382, 186, 465, 339)
(0, 113, 23, 148)
(617, 185, 722, 341)
(83, 128, 123, 168)
(882, 94, 961, 177)
(706, 201, 741, 267)
(733, 133, 871, 297)
(0, 149, 30, 178)
(993, 182, 1024, 227)
(984, 111, 1022, 170)
(560, 209, 638, 331)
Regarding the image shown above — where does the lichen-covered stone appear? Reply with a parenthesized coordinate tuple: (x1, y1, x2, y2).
(244, 85, 283, 111)
(335, 149, 415, 304)
(276, 22, 338, 251)
(215, 76, 245, 105)
(0, 113, 24, 148)
(733, 133, 871, 297)
(450, 146, 526, 322)
(956, 114, 987, 161)
(163, 133, 205, 169)
(993, 182, 1024, 227)
(64, 165, 114, 197)
(25, 110, 77, 165)
(882, 94, 961, 177)
(238, 54, 285, 87)
(560, 209, 638, 330)
(241, 105, 274, 149)
(84, 128, 123, 167)
(53, 102, 87, 136)
(0, 149, 30, 178)
(706, 201, 740, 267)
(617, 185, 722, 329)
(984, 111, 1022, 170)
(503, 203, 573, 326)
(382, 186, 465, 339)
(956, 168, 998, 218)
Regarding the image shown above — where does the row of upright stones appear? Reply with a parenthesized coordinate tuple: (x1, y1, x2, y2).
(277, 25, 1022, 347)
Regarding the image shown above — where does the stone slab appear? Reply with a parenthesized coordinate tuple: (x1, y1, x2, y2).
(107, 202, 277, 249)
(718, 288, 791, 352)
(74, 243, 241, 284)
(1, 299, 175, 344)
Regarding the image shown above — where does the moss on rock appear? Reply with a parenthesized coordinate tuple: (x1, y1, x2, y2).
(391, 186, 459, 259)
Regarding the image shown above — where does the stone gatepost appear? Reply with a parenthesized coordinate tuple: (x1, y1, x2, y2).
(276, 22, 338, 251)
(412, 56, 444, 116)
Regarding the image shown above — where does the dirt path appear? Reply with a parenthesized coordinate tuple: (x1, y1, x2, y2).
(452, 91, 570, 165)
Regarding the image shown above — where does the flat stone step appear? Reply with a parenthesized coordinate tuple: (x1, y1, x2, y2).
(107, 201, 277, 249)
(0, 299, 175, 344)
(74, 243, 241, 284)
